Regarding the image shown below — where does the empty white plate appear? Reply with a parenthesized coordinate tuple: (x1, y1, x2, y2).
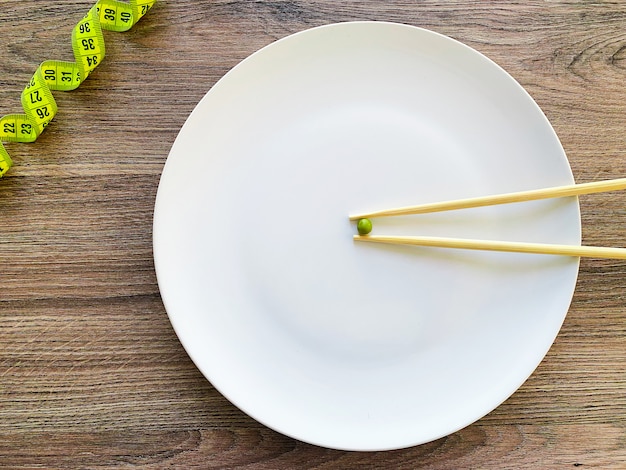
(153, 22, 580, 451)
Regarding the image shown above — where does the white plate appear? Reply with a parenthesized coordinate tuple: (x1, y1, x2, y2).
(153, 22, 580, 451)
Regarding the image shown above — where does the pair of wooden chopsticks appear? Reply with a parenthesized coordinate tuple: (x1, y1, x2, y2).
(350, 178, 626, 260)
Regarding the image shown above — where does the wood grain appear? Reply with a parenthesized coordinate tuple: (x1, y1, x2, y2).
(1, 1, 625, 468)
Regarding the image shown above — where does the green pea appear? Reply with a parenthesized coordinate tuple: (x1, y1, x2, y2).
(357, 218, 373, 235)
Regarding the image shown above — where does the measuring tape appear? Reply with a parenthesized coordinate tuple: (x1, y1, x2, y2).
(0, 0, 156, 177)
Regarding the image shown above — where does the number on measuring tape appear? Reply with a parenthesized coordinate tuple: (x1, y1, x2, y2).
(21, 122, 33, 136)
(3, 122, 15, 136)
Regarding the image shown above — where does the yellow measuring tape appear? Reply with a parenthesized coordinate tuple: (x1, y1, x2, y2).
(0, 0, 156, 177)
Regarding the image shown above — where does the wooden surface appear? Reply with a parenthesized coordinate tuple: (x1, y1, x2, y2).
(1, 1, 625, 468)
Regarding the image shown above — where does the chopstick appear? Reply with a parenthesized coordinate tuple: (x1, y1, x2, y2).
(348, 178, 626, 220)
(354, 235, 626, 260)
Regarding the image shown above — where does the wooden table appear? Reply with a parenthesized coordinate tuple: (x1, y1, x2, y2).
(1, 1, 625, 468)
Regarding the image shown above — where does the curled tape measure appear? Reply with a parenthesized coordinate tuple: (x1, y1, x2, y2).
(0, 0, 156, 177)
